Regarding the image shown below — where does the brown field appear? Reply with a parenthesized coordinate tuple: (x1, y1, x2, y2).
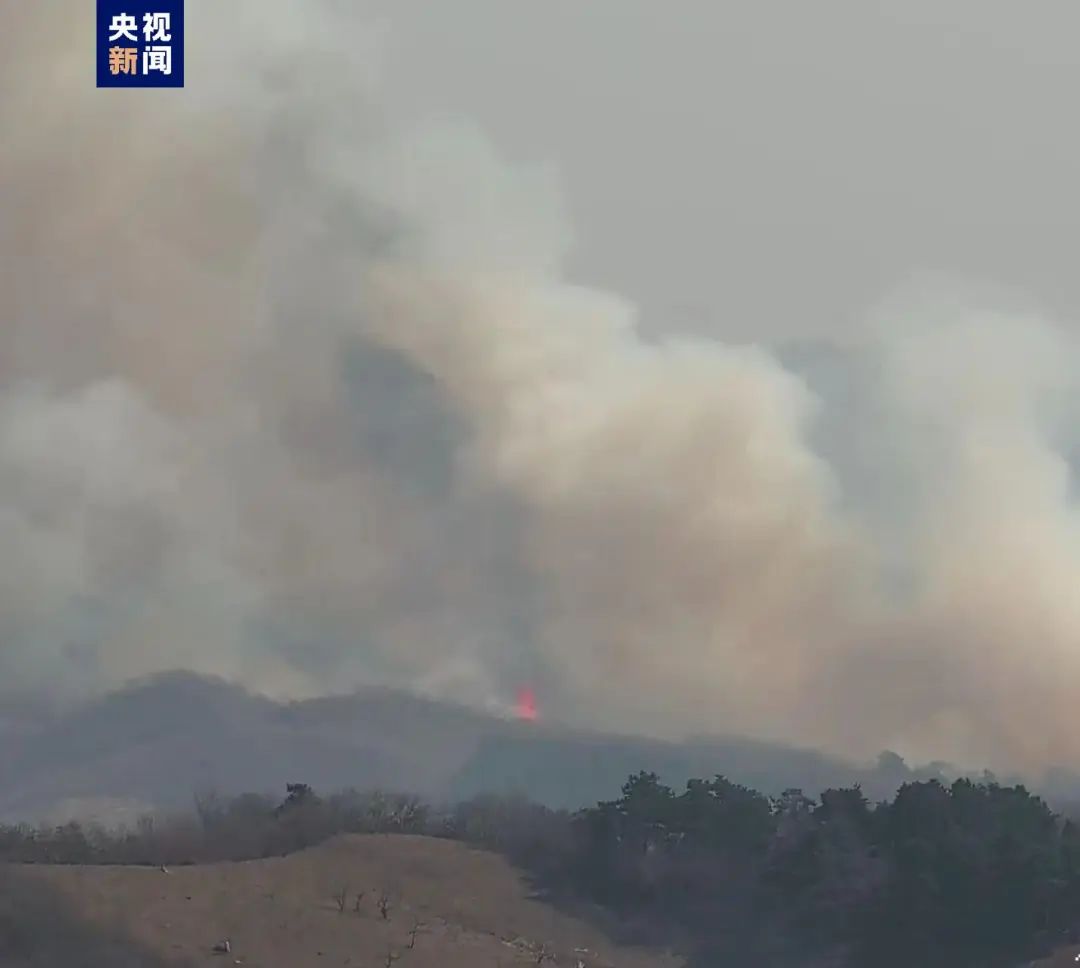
(2, 834, 683, 968)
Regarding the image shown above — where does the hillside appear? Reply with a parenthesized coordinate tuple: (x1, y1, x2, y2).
(4, 834, 682, 968)
(0, 671, 981, 823)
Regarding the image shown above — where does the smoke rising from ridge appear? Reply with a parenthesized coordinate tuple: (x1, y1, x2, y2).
(3, 1, 1080, 774)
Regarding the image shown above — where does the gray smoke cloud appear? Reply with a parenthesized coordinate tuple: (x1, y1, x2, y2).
(4, 1, 1080, 774)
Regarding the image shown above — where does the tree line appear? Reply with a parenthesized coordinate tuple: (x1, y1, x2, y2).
(2, 773, 1079, 966)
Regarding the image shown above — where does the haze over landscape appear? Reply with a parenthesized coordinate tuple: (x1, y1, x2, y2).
(5, 0, 1080, 799)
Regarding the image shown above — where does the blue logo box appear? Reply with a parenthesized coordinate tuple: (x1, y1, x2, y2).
(97, 0, 184, 88)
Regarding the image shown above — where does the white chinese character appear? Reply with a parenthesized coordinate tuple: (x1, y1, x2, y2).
(108, 13, 138, 41)
(143, 12, 171, 42)
(143, 45, 172, 75)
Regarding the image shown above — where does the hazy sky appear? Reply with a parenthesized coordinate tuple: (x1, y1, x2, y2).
(370, 0, 1080, 341)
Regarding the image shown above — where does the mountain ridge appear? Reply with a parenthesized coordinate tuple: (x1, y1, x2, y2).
(0, 670, 1033, 824)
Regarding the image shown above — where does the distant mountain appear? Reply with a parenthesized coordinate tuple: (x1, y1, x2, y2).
(443, 728, 963, 809)
(0, 670, 1033, 823)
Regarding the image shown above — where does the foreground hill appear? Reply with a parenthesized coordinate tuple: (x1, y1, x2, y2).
(0, 671, 978, 822)
(6, 834, 681, 968)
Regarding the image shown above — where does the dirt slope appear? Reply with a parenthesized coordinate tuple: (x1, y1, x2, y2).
(10, 834, 683, 968)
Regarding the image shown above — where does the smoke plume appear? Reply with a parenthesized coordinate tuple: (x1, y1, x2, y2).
(3, 1, 1080, 774)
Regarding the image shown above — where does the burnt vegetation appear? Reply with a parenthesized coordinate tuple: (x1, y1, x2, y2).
(2, 775, 1079, 966)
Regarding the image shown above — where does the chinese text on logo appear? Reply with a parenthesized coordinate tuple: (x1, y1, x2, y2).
(97, 1, 184, 88)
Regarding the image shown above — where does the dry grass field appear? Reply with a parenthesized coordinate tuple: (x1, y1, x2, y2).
(2, 834, 684, 968)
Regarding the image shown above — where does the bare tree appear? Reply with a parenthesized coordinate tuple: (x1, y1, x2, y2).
(332, 884, 349, 913)
(353, 889, 366, 914)
(384, 948, 400, 967)
(193, 788, 223, 831)
(407, 919, 425, 949)
(377, 890, 391, 920)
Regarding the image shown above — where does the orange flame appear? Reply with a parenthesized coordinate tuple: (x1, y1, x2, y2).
(515, 686, 538, 722)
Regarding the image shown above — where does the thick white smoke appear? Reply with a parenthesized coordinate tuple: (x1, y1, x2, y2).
(4, 1, 1080, 774)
